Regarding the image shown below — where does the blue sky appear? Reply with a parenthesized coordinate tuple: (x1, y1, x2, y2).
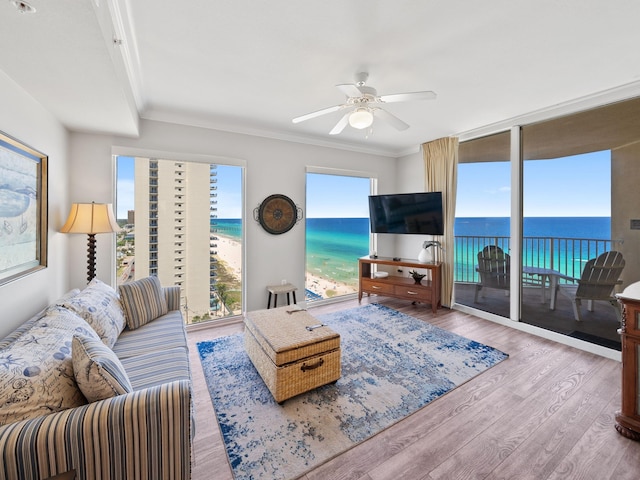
(115, 156, 134, 218)
(116, 150, 611, 219)
(456, 150, 611, 217)
(306, 173, 370, 218)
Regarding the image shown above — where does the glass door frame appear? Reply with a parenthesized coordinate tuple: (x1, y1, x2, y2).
(509, 126, 523, 322)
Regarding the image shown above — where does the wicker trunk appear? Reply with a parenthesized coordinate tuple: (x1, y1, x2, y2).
(243, 306, 341, 403)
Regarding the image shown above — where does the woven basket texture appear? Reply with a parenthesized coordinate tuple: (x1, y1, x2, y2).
(244, 327, 341, 403)
(244, 307, 340, 365)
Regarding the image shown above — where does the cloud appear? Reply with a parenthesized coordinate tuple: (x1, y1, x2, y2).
(483, 186, 511, 194)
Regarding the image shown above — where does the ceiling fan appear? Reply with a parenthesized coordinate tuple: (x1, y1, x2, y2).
(292, 72, 437, 135)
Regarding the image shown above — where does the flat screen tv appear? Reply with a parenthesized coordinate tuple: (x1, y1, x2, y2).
(368, 191, 444, 235)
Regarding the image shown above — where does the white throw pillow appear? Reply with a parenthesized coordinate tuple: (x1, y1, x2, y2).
(61, 278, 126, 348)
(72, 334, 133, 402)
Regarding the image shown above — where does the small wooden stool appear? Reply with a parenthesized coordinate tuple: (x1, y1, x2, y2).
(267, 283, 298, 309)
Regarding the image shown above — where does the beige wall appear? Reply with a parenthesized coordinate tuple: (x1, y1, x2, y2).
(612, 142, 640, 289)
(67, 120, 397, 313)
(0, 72, 72, 338)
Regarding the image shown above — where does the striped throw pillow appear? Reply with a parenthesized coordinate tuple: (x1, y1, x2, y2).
(118, 276, 169, 329)
(72, 334, 133, 402)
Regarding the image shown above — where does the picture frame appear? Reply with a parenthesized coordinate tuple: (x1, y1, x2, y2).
(0, 131, 48, 285)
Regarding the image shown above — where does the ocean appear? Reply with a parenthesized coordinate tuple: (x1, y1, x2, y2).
(455, 217, 610, 239)
(213, 217, 612, 287)
(305, 218, 370, 287)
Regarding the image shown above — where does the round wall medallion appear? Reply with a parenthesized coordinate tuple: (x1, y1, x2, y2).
(257, 194, 298, 235)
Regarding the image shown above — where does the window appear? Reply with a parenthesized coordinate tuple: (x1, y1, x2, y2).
(116, 156, 243, 324)
(305, 172, 370, 302)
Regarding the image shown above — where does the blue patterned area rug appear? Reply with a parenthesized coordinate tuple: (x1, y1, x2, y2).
(197, 303, 508, 480)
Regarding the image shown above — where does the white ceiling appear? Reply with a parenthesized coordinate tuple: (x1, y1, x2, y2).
(2, 0, 640, 156)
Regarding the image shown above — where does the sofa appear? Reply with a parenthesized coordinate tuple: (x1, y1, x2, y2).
(0, 277, 192, 480)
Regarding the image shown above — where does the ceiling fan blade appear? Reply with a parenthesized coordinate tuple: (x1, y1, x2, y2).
(375, 109, 410, 131)
(292, 105, 342, 124)
(336, 83, 363, 98)
(379, 91, 437, 103)
(329, 112, 351, 135)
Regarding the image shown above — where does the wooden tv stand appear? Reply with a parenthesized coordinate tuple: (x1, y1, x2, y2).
(358, 256, 442, 313)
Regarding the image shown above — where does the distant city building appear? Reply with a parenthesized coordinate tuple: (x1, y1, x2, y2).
(127, 210, 135, 225)
(133, 158, 216, 322)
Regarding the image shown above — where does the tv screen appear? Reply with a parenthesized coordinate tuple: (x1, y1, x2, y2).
(368, 192, 444, 235)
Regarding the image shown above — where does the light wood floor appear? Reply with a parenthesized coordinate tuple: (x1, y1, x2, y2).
(187, 296, 640, 480)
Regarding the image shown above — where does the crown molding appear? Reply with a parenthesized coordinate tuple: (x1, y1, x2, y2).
(457, 80, 640, 142)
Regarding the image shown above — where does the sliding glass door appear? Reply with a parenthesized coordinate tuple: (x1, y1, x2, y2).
(521, 123, 619, 348)
(455, 96, 640, 351)
(455, 132, 511, 317)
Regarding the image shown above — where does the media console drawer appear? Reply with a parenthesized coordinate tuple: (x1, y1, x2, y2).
(358, 256, 441, 314)
(393, 284, 431, 299)
(361, 279, 395, 295)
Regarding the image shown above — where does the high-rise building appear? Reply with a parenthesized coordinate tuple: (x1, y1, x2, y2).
(133, 158, 213, 323)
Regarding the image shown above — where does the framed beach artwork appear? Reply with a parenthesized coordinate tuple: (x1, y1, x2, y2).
(0, 131, 48, 285)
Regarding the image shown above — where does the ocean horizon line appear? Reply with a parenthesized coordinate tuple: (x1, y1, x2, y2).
(213, 215, 612, 221)
(211, 216, 613, 299)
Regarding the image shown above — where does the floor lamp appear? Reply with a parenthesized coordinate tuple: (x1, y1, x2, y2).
(61, 202, 121, 283)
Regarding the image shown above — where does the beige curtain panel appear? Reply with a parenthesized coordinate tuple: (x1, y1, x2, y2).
(422, 137, 459, 308)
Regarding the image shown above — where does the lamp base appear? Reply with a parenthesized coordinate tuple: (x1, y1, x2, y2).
(86, 233, 96, 283)
(418, 248, 433, 264)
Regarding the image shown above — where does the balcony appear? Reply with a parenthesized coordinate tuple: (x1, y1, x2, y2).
(454, 234, 623, 350)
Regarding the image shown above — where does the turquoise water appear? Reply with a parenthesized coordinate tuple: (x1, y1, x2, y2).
(305, 218, 369, 287)
(454, 217, 612, 281)
(213, 217, 612, 285)
(212, 218, 370, 287)
(213, 219, 242, 240)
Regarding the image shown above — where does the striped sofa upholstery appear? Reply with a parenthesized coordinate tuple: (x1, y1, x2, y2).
(0, 285, 192, 480)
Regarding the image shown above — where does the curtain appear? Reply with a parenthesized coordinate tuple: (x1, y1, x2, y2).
(422, 137, 459, 307)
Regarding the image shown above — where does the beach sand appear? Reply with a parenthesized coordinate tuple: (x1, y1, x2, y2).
(215, 235, 357, 299)
(215, 235, 243, 279)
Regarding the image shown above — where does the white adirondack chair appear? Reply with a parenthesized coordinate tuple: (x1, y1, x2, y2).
(552, 251, 625, 321)
(474, 245, 510, 302)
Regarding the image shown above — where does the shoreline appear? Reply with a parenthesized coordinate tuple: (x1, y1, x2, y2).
(215, 234, 357, 299)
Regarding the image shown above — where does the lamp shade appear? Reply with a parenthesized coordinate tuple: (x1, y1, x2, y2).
(60, 202, 121, 234)
(349, 108, 374, 129)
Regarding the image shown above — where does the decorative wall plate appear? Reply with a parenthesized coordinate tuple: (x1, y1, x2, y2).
(254, 194, 302, 235)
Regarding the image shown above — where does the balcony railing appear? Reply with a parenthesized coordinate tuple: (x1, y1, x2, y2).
(454, 235, 622, 284)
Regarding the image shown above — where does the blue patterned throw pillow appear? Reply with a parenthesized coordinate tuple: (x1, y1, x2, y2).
(0, 310, 97, 426)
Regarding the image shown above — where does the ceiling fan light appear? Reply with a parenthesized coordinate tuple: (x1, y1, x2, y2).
(349, 108, 373, 129)
(11, 0, 36, 13)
